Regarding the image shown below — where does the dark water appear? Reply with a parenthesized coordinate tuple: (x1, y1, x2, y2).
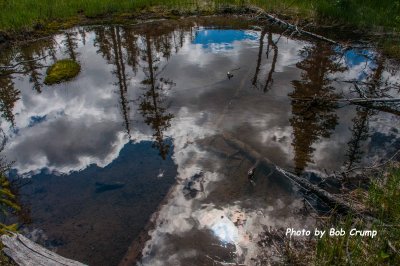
(0, 17, 399, 265)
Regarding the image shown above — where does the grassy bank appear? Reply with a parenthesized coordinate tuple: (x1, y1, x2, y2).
(316, 166, 400, 265)
(0, 0, 399, 32)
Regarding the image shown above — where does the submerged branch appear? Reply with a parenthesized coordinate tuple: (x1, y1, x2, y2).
(221, 132, 375, 221)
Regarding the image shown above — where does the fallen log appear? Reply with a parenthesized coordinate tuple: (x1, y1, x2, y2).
(1, 233, 87, 266)
(221, 132, 372, 218)
(249, 6, 341, 46)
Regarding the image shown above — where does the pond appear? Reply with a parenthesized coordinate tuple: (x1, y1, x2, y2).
(0, 16, 399, 266)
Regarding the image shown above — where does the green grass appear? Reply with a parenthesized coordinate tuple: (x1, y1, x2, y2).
(44, 59, 81, 85)
(0, 0, 400, 32)
(315, 166, 400, 265)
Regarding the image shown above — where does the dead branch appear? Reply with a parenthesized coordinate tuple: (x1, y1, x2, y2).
(345, 149, 400, 174)
(249, 6, 341, 46)
(0, 55, 49, 69)
(347, 98, 400, 104)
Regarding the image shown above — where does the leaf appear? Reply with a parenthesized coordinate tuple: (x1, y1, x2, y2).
(380, 250, 390, 259)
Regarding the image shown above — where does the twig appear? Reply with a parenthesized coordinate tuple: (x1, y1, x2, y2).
(0, 55, 49, 69)
(388, 240, 399, 255)
(345, 149, 400, 173)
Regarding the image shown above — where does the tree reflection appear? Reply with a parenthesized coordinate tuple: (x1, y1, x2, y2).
(345, 107, 374, 169)
(138, 33, 175, 160)
(289, 44, 344, 174)
(111, 26, 131, 139)
(0, 77, 20, 127)
(94, 26, 132, 138)
(93, 25, 184, 158)
(63, 31, 78, 61)
(0, 51, 21, 127)
(252, 27, 278, 92)
(343, 54, 384, 169)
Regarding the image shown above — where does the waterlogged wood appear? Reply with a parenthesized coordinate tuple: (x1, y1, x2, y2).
(221, 132, 366, 214)
(1, 233, 87, 266)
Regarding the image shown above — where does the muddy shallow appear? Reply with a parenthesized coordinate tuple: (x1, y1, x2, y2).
(0, 16, 399, 265)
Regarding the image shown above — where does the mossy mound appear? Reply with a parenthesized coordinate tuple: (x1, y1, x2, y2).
(44, 59, 80, 85)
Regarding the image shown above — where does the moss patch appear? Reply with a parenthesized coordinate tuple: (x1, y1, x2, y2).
(44, 59, 81, 85)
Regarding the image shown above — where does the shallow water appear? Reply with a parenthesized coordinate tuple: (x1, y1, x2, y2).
(0, 17, 399, 265)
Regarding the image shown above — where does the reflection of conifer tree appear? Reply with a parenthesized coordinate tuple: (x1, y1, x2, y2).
(289, 44, 344, 174)
(19, 39, 54, 93)
(0, 77, 20, 127)
(264, 31, 278, 92)
(172, 31, 181, 53)
(252, 28, 278, 92)
(20, 49, 42, 93)
(252, 27, 267, 88)
(345, 107, 374, 169)
(111, 26, 131, 138)
(122, 29, 139, 74)
(93, 25, 184, 147)
(63, 31, 78, 61)
(93, 26, 132, 138)
(139, 34, 174, 159)
(367, 55, 386, 96)
(344, 54, 385, 169)
(93, 27, 113, 62)
(78, 28, 86, 46)
(0, 39, 55, 126)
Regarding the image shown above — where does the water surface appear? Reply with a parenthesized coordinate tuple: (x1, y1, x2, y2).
(0, 16, 399, 265)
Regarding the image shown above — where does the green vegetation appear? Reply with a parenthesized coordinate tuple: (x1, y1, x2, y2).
(0, 174, 19, 235)
(0, 242, 16, 266)
(315, 166, 400, 265)
(0, 0, 399, 32)
(44, 59, 81, 85)
(1, 0, 399, 59)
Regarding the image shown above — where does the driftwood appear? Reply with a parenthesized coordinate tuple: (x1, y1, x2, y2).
(1, 233, 87, 266)
(249, 6, 340, 45)
(221, 132, 371, 216)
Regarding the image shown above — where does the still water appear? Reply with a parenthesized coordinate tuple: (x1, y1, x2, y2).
(0, 17, 399, 265)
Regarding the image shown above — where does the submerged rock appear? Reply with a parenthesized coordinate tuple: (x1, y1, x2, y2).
(44, 59, 80, 85)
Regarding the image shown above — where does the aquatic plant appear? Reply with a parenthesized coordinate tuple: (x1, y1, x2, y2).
(44, 59, 81, 85)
